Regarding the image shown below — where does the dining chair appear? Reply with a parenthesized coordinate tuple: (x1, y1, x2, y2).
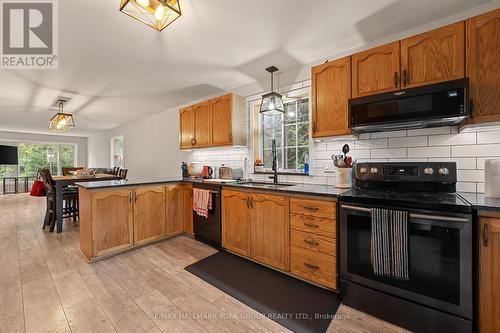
(39, 169, 79, 232)
(118, 169, 128, 180)
(62, 167, 84, 176)
(112, 167, 121, 176)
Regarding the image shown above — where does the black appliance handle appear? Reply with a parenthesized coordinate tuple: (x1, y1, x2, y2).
(341, 205, 469, 223)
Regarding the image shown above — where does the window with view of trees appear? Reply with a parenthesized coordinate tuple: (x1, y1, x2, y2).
(261, 98, 309, 172)
(0, 143, 76, 180)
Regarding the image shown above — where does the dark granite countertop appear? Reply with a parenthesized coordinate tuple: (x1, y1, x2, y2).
(76, 177, 183, 189)
(458, 192, 500, 212)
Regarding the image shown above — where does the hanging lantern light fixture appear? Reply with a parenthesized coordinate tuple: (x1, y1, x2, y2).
(49, 100, 75, 132)
(120, 0, 182, 32)
(259, 66, 284, 115)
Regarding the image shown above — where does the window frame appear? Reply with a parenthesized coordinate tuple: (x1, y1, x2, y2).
(110, 135, 125, 169)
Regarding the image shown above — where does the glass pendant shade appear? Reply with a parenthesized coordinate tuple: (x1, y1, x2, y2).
(49, 100, 75, 132)
(259, 66, 284, 115)
(120, 0, 182, 31)
(260, 92, 284, 115)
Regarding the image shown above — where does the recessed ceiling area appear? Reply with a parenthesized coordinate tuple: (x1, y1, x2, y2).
(0, 0, 495, 135)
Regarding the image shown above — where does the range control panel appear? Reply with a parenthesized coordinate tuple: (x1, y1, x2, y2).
(355, 162, 457, 183)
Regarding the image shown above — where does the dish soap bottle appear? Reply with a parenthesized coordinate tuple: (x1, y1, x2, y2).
(304, 154, 309, 175)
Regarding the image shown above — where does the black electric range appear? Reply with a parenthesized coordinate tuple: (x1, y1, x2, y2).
(339, 162, 473, 333)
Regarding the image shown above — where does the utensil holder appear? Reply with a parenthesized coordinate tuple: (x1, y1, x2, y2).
(336, 168, 353, 188)
(485, 159, 500, 198)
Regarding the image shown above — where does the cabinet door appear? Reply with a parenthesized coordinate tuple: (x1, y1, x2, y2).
(352, 42, 400, 97)
(92, 190, 134, 257)
(250, 193, 290, 271)
(311, 57, 351, 137)
(166, 185, 184, 235)
(401, 22, 465, 88)
(179, 106, 194, 149)
(479, 216, 500, 333)
(193, 101, 211, 147)
(134, 186, 166, 245)
(466, 9, 500, 124)
(210, 94, 232, 146)
(183, 185, 193, 235)
(222, 190, 251, 256)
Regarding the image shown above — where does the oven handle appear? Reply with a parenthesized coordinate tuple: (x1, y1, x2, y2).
(341, 204, 470, 223)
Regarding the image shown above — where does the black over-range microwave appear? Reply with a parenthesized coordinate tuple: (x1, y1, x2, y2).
(349, 78, 470, 133)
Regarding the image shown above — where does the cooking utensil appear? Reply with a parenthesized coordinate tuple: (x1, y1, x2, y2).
(342, 144, 350, 157)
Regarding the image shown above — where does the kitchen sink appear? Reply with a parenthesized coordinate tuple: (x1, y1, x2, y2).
(239, 182, 294, 189)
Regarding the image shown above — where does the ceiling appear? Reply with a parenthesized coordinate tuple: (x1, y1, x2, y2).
(0, 0, 496, 136)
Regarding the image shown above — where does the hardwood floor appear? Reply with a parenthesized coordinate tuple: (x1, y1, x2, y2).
(0, 194, 408, 333)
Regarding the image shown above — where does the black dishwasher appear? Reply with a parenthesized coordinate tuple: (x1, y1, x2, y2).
(192, 183, 222, 249)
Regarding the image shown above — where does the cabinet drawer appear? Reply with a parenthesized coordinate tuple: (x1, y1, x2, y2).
(290, 198, 336, 219)
(291, 246, 337, 290)
(290, 214, 336, 238)
(291, 230, 336, 256)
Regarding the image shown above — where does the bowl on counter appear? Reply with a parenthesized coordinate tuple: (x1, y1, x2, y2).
(188, 162, 203, 177)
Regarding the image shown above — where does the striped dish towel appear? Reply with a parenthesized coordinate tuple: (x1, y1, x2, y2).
(192, 188, 212, 218)
(370, 208, 409, 281)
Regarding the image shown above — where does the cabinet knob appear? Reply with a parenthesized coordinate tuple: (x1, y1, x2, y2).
(304, 239, 319, 246)
(304, 222, 319, 228)
(304, 263, 320, 270)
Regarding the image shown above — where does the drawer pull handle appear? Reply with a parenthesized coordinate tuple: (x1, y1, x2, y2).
(304, 223, 319, 228)
(303, 206, 319, 211)
(304, 239, 319, 246)
(304, 263, 320, 270)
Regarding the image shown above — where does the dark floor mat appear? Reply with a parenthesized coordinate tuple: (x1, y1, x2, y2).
(185, 250, 340, 333)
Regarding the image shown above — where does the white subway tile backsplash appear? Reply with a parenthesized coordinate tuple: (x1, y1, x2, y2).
(371, 130, 407, 139)
(452, 144, 500, 157)
(477, 131, 500, 144)
(428, 133, 476, 146)
(354, 139, 388, 149)
(476, 157, 500, 170)
(408, 146, 450, 158)
(428, 157, 477, 170)
(457, 169, 484, 182)
(456, 182, 476, 193)
(371, 148, 407, 159)
(389, 136, 427, 148)
(477, 183, 485, 193)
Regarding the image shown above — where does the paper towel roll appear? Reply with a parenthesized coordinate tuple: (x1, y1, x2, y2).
(484, 159, 500, 198)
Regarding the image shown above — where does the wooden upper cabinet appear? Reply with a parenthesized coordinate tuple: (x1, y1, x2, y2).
(311, 57, 351, 138)
(479, 215, 500, 333)
(166, 185, 184, 235)
(133, 186, 166, 245)
(193, 101, 211, 148)
(179, 106, 194, 149)
(401, 22, 465, 88)
(352, 41, 400, 97)
(222, 190, 252, 256)
(210, 94, 232, 146)
(466, 9, 500, 124)
(250, 193, 290, 271)
(179, 93, 245, 149)
(91, 190, 134, 257)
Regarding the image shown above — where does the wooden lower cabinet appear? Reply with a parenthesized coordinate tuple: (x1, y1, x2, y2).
(479, 214, 500, 333)
(90, 189, 134, 258)
(222, 190, 251, 256)
(166, 185, 184, 235)
(133, 186, 166, 245)
(291, 246, 337, 290)
(250, 193, 290, 271)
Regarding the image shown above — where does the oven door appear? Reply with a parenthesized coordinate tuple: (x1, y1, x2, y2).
(340, 203, 472, 319)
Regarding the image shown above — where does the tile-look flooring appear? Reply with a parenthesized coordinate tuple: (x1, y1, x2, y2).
(0, 194, 408, 333)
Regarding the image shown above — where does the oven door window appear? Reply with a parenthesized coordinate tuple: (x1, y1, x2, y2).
(346, 213, 461, 305)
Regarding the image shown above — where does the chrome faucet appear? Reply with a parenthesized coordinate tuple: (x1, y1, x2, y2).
(269, 139, 278, 184)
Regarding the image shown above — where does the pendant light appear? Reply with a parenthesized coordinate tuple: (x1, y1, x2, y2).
(49, 100, 75, 132)
(120, 0, 182, 32)
(259, 66, 284, 115)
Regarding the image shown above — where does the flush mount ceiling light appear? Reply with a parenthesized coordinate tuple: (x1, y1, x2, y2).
(120, 0, 181, 32)
(259, 66, 284, 115)
(49, 100, 75, 132)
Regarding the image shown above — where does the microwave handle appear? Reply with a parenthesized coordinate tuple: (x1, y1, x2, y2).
(341, 205, 469, 223)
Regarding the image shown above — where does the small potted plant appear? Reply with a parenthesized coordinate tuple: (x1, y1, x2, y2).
(254, 158, 265, 173)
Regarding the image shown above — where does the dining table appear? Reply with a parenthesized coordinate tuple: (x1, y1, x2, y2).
(52, 173, 122, 233)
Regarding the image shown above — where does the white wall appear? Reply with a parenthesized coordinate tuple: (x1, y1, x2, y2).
(0, 130, 88, 166)
(87, 132, 111, 168)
